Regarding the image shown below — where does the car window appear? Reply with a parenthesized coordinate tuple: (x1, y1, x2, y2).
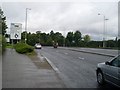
(110, 55, 120, 67)
(118, 56, 120, 67)
(35, 43, 41, 45)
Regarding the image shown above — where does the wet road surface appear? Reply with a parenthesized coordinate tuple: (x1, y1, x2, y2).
(36, 47, 117, 88)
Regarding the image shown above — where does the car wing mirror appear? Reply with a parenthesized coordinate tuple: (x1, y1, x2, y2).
(105, 61, 110, 65)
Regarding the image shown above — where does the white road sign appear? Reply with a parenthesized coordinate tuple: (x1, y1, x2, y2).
(10, 23, 22, 39)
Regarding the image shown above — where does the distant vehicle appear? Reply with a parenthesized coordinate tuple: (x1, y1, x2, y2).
(35, 43, 42, 49)
(53, 42, 58, 48)
(96, 55, 120, 87)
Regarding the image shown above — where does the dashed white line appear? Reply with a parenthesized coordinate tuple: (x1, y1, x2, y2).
(64, 53, 68, 55)
(56, 51, 59, 53)
(78, 57, 84, 60)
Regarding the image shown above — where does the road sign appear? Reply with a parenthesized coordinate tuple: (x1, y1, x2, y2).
(10, 23, 22, 39)
(15, 34, 18, 38)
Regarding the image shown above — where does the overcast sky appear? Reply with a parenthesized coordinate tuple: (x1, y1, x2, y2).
(0, 0, 119, 40)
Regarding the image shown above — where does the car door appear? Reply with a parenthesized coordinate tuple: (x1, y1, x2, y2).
(104, 56, 119, 86)
(118, 56, 120, 86)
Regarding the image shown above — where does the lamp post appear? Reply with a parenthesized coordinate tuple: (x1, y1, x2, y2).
(25, 8, 31, 44)
(98, 13, 109, 48)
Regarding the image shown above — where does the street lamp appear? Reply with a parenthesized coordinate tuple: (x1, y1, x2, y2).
(98, 13, 109, 48)
(25, 8, 31, 44)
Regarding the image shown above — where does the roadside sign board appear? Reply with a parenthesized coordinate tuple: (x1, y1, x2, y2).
(10, 23, 22, 39)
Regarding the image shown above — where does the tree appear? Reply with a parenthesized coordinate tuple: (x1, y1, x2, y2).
(87, 41, 102, 48)
(66, 32, 74, 46)
(36, 31, 41, 43)
(54, 32, 64, 46)
(21, 31, 26, 43)
(106, 40, 116, 48)
(46, 36, 53, 46)
(0, 8, 7, 35)
(0, 34, 6, 53)
(27, 33, 38, 46)
(48, 31, 65, 46)
(118, 39, 120, 50)
(50, 30, 55, 40)
(83, 35, 91, 43)
(36, 31, 41, 34)
(40, 33, 48, 45)
(73, 30, 82, 46)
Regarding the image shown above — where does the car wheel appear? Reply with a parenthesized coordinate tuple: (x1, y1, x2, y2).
(97, 70, 105, 85)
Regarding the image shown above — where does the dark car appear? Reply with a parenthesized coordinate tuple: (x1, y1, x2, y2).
(96, 55, 120, 87)
(53, 42, 58, 48)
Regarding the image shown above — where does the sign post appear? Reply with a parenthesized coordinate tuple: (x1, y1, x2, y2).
(10, 23, 22, 44)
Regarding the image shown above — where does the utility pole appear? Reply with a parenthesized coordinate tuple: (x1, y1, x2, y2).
(98, 13, 109, 48)
(25, 8, 31, 44)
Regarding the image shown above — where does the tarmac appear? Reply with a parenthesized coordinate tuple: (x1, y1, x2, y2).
(59, 47, 117, 57)
(2, 49, 65, 88)
(2, 47, 118, 88)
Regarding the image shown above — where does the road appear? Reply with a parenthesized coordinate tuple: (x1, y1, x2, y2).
(35, 47, 117, 88)
(59, 47, 118, 56)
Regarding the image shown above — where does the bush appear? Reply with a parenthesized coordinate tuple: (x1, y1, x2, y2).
(14, 42, 34, 54)
(0, 34, 6, 54)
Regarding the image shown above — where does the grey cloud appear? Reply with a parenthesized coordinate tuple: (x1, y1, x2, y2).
(2, 2, 118, 40)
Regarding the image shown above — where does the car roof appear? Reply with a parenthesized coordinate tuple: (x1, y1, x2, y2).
(109, 54, 120, 62)
(36, 43, 40, 45)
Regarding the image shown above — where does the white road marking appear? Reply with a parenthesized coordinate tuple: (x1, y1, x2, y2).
(44, 57, 60, 74)
(78, 57, 84, 60)
(56, 51, 59, 52)
(64, 53, 68, 55)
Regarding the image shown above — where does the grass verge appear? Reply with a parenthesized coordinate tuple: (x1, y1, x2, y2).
(6, 44, 14, 48)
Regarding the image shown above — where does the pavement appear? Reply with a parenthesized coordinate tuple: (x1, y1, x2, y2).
(36, 47, 117, 88)
(2, 48, 65, 88)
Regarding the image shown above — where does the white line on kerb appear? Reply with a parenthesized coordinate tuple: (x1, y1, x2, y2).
(44, 57, 60, 74)
(37, 53, 44, 62)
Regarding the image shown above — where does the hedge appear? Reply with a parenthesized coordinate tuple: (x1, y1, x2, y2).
(0, 34, 6, 54)
(14, 42, 34, 54)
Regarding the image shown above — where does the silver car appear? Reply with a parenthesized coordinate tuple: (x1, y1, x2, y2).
(96, 55, 120, 87)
